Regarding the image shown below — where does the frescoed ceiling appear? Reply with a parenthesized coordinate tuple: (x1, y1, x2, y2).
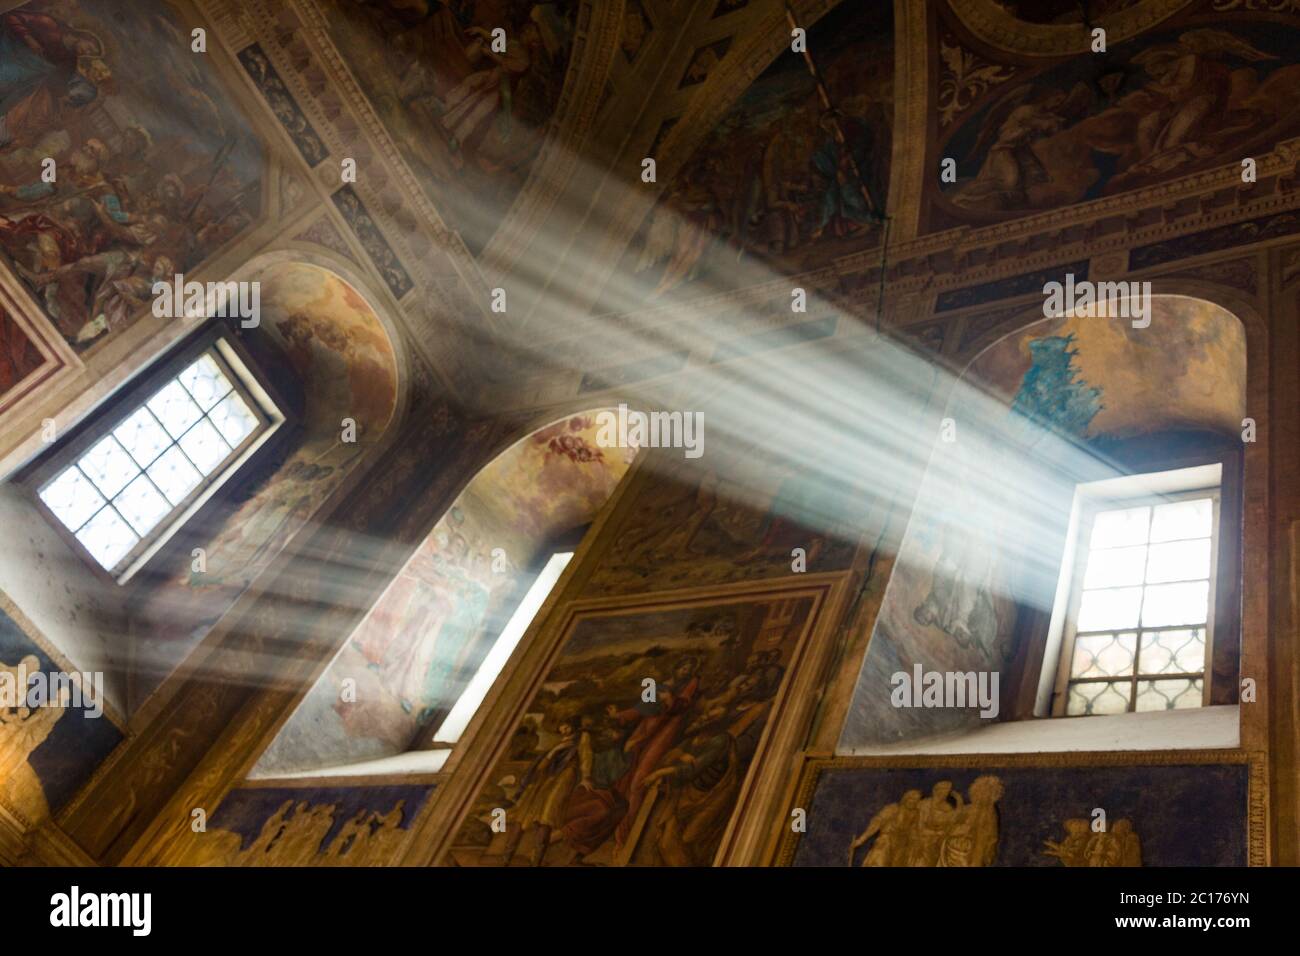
(619, 0, 895, 303)
(316, 0, 581, 257)
(0, 0, 266, 353)
(926, 0, 1300, 235)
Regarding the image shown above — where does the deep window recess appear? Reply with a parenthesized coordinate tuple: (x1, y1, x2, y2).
(30, 331, 283, 582)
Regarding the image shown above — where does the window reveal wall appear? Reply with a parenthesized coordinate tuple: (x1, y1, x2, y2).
(252, 413, 638, 777)
(838, 297, 1248, 750)
(121, 263, 400, 707)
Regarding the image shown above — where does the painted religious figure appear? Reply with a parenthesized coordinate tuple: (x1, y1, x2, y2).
(941, 23, 1300, 219)
(0, 1, 261, 349)
(1044, 817, 1143, 867)
(449, 599, 809, 866)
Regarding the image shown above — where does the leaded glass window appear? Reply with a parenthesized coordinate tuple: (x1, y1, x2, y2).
(1059, 493, 1217, 716)
(33, 337, 279, 581)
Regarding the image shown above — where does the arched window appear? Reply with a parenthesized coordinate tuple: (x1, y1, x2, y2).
(1, 261, 402, 718)
(251, 411, 639, 779)
(837, 296, 1247, 753)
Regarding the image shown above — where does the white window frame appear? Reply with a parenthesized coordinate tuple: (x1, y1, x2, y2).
(25, 327, 286, 584)
(250, 549, 577, 781)
(1050, 485, 1220, 717)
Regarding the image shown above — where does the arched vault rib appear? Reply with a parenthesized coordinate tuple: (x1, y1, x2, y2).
(946, 0, 1195, 57)
(509, 0, 858, 332)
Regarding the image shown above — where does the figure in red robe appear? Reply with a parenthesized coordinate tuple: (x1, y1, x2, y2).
(610, 656, 701, 847)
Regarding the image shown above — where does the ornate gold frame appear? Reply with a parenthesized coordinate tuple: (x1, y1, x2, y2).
(412, 568, 853, 866)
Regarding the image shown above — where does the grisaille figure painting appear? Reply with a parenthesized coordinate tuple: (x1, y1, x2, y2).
(0, 0, 1284, 913)
(847, 776, 1003, 867)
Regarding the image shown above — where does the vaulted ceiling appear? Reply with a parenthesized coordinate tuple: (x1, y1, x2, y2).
(5, 0, 1294, 475)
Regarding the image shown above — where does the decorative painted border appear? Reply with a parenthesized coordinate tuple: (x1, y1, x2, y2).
(935, 259, 1089, 312)
(1131, 210, 1300, 271)
(332, 186, 414, 299)
(236, 43, 327, 167)
(946, 0, 1195, 57)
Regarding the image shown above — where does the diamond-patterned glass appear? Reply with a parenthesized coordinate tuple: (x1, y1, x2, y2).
(1139, 629, 1206, 675)
(179, 418, 231, 474)
(1135, 678, 1203, 712)
(1067, 494, 1215, 716)
(79, 435, 138, 499)
(1070, 632, 1136, 679)
(1067, 681, 1130, 716)
(147, 380, 203, 439)
(179, 354, 233, 410)
(209, 392, 258, 447)
(113, 407, 171, 468)
(114, 474, 171, 535)
(146, 446, 203, 505)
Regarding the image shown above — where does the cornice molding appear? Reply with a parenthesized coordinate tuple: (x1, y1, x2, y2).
(947, 0, 1195, 57)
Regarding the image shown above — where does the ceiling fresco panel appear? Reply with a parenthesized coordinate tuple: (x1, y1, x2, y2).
(0, 0, 265, 351)
(927, 2, 1300, 234)
(620, 0, 895, 302)
(317, 0, 581, 256)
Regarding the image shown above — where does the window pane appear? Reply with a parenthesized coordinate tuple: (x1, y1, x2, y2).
(178, 418, 232, 475)
(1135, 678, 1202, 712)
(40, 467, 106, 531)
(179, 354, 233, 411)
(113, 408, 171, 468)
(1090, 506, 1150, 549)
(78, 436, 139, 499)
(147, 446, 203, 505)
(1083, 545, 1147, 589)
(1070, 632, 1136, 679)
(1139, 629, 1206, 675)
(1149, 498, 1212, 543)
(1067, 681, 1130, 716)
(1140, 581, 1209, 628)
(209, 392, 258, 447)
(146, 381, 203, 439)
(76, 506, 138, 570)
(1145, 539, 1211, 584)
(1077, 586, 1142, 632)
(114, 474, 171, 535)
